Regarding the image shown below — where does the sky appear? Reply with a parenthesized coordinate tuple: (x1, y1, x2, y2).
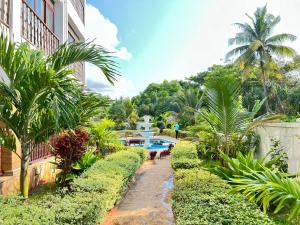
(85, 0, 300, 99)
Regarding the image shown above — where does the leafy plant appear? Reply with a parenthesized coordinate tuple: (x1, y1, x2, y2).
(201, 77, 276, 160)
(210, 150, 277, 181)
(54, 129, 90, 187)
(72, 148, 100, 175)
(267, 138, 288, 173)
(89, 118, 125, 155)
(230, 168, 300, 221)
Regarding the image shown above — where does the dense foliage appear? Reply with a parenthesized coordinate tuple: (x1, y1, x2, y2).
(54, 129, 90, 186)
(0, 34, 118, 197)
(213, 152, 300, 222)
(171, 141, 201, 170)
(132, 80, 182, 117)
(172, 168, 275, 225)
(89, 118, 125, 155)
(0, 148, 147, 225)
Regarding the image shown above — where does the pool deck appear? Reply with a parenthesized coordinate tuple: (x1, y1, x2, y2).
(120, 135, 178, 143)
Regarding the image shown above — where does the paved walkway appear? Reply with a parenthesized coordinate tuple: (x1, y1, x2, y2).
(102, 157, 174, 225)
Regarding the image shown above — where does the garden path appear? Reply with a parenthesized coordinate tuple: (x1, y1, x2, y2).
(102, 157, 174, 225)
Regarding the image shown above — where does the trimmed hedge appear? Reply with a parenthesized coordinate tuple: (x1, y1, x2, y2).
(172, 169, 275, 225)
(0, 147, 147, 225)
(171, 141, 201, 170)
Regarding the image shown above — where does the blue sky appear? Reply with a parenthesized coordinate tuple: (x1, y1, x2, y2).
(85, 0, 300, 98)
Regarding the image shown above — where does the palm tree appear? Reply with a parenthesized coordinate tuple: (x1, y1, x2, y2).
(200, 77, 274, 159)
(0, 34, 119, 197)
(226, 5, 297, 112)
(176, 88, 203, 125)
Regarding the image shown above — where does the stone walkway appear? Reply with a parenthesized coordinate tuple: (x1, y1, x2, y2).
(102, 157, 174, 225)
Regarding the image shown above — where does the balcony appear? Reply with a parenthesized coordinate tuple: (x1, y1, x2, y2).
(21, 1, 59, 55)
(70, 0, 84, 24)
(0, 0, 9, 27)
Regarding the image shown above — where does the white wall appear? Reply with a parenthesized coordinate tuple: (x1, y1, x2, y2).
(256, 122, 300, 174)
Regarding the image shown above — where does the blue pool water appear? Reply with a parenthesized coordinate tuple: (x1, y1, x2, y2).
(122, 138, 173, 150)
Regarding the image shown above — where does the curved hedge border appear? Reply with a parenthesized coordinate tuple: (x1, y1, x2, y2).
(171, 141, 201, 170)
(0, 147, 147, 225)
(171, 142, 275, 225)
(173, 168, 275, 225)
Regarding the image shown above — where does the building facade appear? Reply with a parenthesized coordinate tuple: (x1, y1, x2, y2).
(0, 0, 86, 193)
(0, 0, 86, 83)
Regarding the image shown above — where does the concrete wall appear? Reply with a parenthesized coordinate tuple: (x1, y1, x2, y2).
(256, 122, 300, 174)
(0, 157, 57, 195)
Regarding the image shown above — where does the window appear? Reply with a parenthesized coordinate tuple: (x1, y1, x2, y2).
(25, 0, 54, 31)
(68, 24, 79, 43)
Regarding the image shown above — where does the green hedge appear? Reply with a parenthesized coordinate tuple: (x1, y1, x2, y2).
(0, 147, 147, 225)
(172, 169, 275, 225)
(171, 141, 201, 170)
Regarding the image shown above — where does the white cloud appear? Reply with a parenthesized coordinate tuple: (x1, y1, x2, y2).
(134, 0, 300, 86)
(85, 3, 133, 98)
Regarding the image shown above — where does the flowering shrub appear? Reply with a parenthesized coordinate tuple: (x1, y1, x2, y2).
(54, 129, 90, 186)
(149, 151, 157, 160)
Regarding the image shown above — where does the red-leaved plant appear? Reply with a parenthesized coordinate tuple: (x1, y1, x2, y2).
(54, 129, 90, 187)
(150, 151, 157, 160)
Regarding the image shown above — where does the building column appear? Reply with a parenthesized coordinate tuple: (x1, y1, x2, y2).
(10, 0, 22, 42)
(54, 0, 68, 44)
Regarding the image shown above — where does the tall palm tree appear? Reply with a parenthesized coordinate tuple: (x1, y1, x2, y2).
(226, 5, 297, 112)
(0, 34, 119, 197)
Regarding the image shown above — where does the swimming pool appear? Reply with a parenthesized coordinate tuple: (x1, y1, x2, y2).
(122, 138, 174, 150)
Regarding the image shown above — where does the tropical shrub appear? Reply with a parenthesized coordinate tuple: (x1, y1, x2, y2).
(0, 148, 147, 225)
(172, 168, 275, 225)
(171, 142, 201, 170)
(201, 77, 270, 159)
(230, 168, 300, 221)
(149, 151, 157, 160)
(210, 150, 278, 181)
(212, 152, 300, 221)
(267, 138, 288, 172)
(54, 129, 90, 186)
(72, 148, 100, 175)
(89, 118, 125, 155)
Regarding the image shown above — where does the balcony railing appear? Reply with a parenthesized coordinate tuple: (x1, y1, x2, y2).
(21, 1, 59, 55)
(0, 0, 9, 26)
(70, 62, 84, 83)
(70, 0, 84, 24)
(29, 136, 56, 163)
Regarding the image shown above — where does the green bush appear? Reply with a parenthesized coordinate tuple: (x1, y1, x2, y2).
(172, 169, 275, 225)
(171, 142, 201, 170)
(0, 148, 148, 225)
(162, 128, 187, 138)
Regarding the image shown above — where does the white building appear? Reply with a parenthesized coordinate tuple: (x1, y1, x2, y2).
(0, 0, 86, 83)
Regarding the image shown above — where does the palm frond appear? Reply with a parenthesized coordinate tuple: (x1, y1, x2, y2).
(266, 33, 297, 44)
(48, 41, 120, 84)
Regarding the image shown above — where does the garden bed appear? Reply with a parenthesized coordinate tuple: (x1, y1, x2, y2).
(170, 142, 276, 225)
(0, 147, 147, 225)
